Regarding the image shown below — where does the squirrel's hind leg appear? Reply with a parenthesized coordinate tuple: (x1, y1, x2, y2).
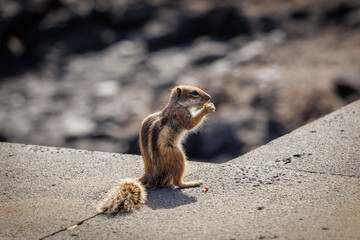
(166, 147, 202, 188)
(176, 180, 203, 188)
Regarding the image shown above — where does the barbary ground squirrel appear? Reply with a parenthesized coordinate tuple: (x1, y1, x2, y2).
(97, 85, 215, 214)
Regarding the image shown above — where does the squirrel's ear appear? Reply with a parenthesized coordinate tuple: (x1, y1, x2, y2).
(176, 87, 181, 97)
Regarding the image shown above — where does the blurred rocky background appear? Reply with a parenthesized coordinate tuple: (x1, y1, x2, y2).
(0, 0, 359, 163)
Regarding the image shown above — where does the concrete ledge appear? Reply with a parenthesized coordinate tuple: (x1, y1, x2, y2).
(1, 100, 359, 240)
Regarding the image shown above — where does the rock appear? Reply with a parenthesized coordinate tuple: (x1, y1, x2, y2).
(335, 69, 360, 103)
(254, 66, 282, 86)
(93, 81, 119, 98)
(322, 3, 354, 25)
(0, 0, 359, 163)
(231, 40, 265, 63)
(206, 59, 233, 77)
(185, 122, 244, 162)
(0, 0, 156, 77)
(146, 47, 190, 80)
(9, 92, 26, 108)
(62, 115, 96, 137)
(90, 0, 156, 30)
(275, 81, 344, 131)
(146, 6, 252, 50)
(290, 10, 310, 20)
(346, 9, 360, 27)
(142, 8, 180, 48)
(190, 41, 232, 66)
(255, 16, 280, 33)
(190, 6, 252, 38)
(267, 29, 287, 45)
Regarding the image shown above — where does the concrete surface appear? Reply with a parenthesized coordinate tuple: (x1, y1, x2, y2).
(1, 100, 359, 240)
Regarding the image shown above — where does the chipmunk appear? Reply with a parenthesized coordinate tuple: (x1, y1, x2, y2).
(97, 85, 215, 214)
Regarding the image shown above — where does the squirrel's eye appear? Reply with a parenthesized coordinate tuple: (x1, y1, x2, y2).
(191, 91, 199, 97)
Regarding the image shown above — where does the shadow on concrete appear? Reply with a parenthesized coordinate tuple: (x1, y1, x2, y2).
(146, 188, 197, 210)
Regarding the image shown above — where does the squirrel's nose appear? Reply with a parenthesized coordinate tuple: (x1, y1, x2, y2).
(205, 94, 211, 101)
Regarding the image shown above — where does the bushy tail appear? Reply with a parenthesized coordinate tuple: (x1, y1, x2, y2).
(97, 178, 147, 214)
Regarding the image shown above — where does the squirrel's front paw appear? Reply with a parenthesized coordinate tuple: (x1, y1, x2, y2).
(204, 102, 216, 114)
